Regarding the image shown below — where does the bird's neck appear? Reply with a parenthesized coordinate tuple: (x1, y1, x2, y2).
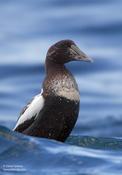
(44, 58, 80, 101)
(45, 58, 67, 75)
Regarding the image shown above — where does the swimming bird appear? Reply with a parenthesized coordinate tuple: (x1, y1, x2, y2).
(13, 40, 92, 142)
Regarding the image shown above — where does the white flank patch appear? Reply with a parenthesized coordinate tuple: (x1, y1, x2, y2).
(13, 90, 44, 130)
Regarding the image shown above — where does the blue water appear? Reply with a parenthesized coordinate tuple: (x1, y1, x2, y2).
(0, 0, 122, 174)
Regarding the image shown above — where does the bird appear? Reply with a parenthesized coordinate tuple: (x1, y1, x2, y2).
(13, 40, 92, 142)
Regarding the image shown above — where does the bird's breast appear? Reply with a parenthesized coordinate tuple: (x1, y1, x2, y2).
(56, 86, 80, 101)
(44, 74, 80, 101)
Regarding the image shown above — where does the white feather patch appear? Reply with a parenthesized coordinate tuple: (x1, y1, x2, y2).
(13, 90, 44, 130)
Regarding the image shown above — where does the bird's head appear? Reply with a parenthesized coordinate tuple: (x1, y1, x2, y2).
(46, 39, 93, 64)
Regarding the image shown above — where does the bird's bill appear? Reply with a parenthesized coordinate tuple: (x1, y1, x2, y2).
(70, 44, 93, 62)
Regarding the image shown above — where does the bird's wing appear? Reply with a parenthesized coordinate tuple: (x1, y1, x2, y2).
(13, 90, 45, 132)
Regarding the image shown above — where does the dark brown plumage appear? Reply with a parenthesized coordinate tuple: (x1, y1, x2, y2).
(13, 39, 92, 142)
